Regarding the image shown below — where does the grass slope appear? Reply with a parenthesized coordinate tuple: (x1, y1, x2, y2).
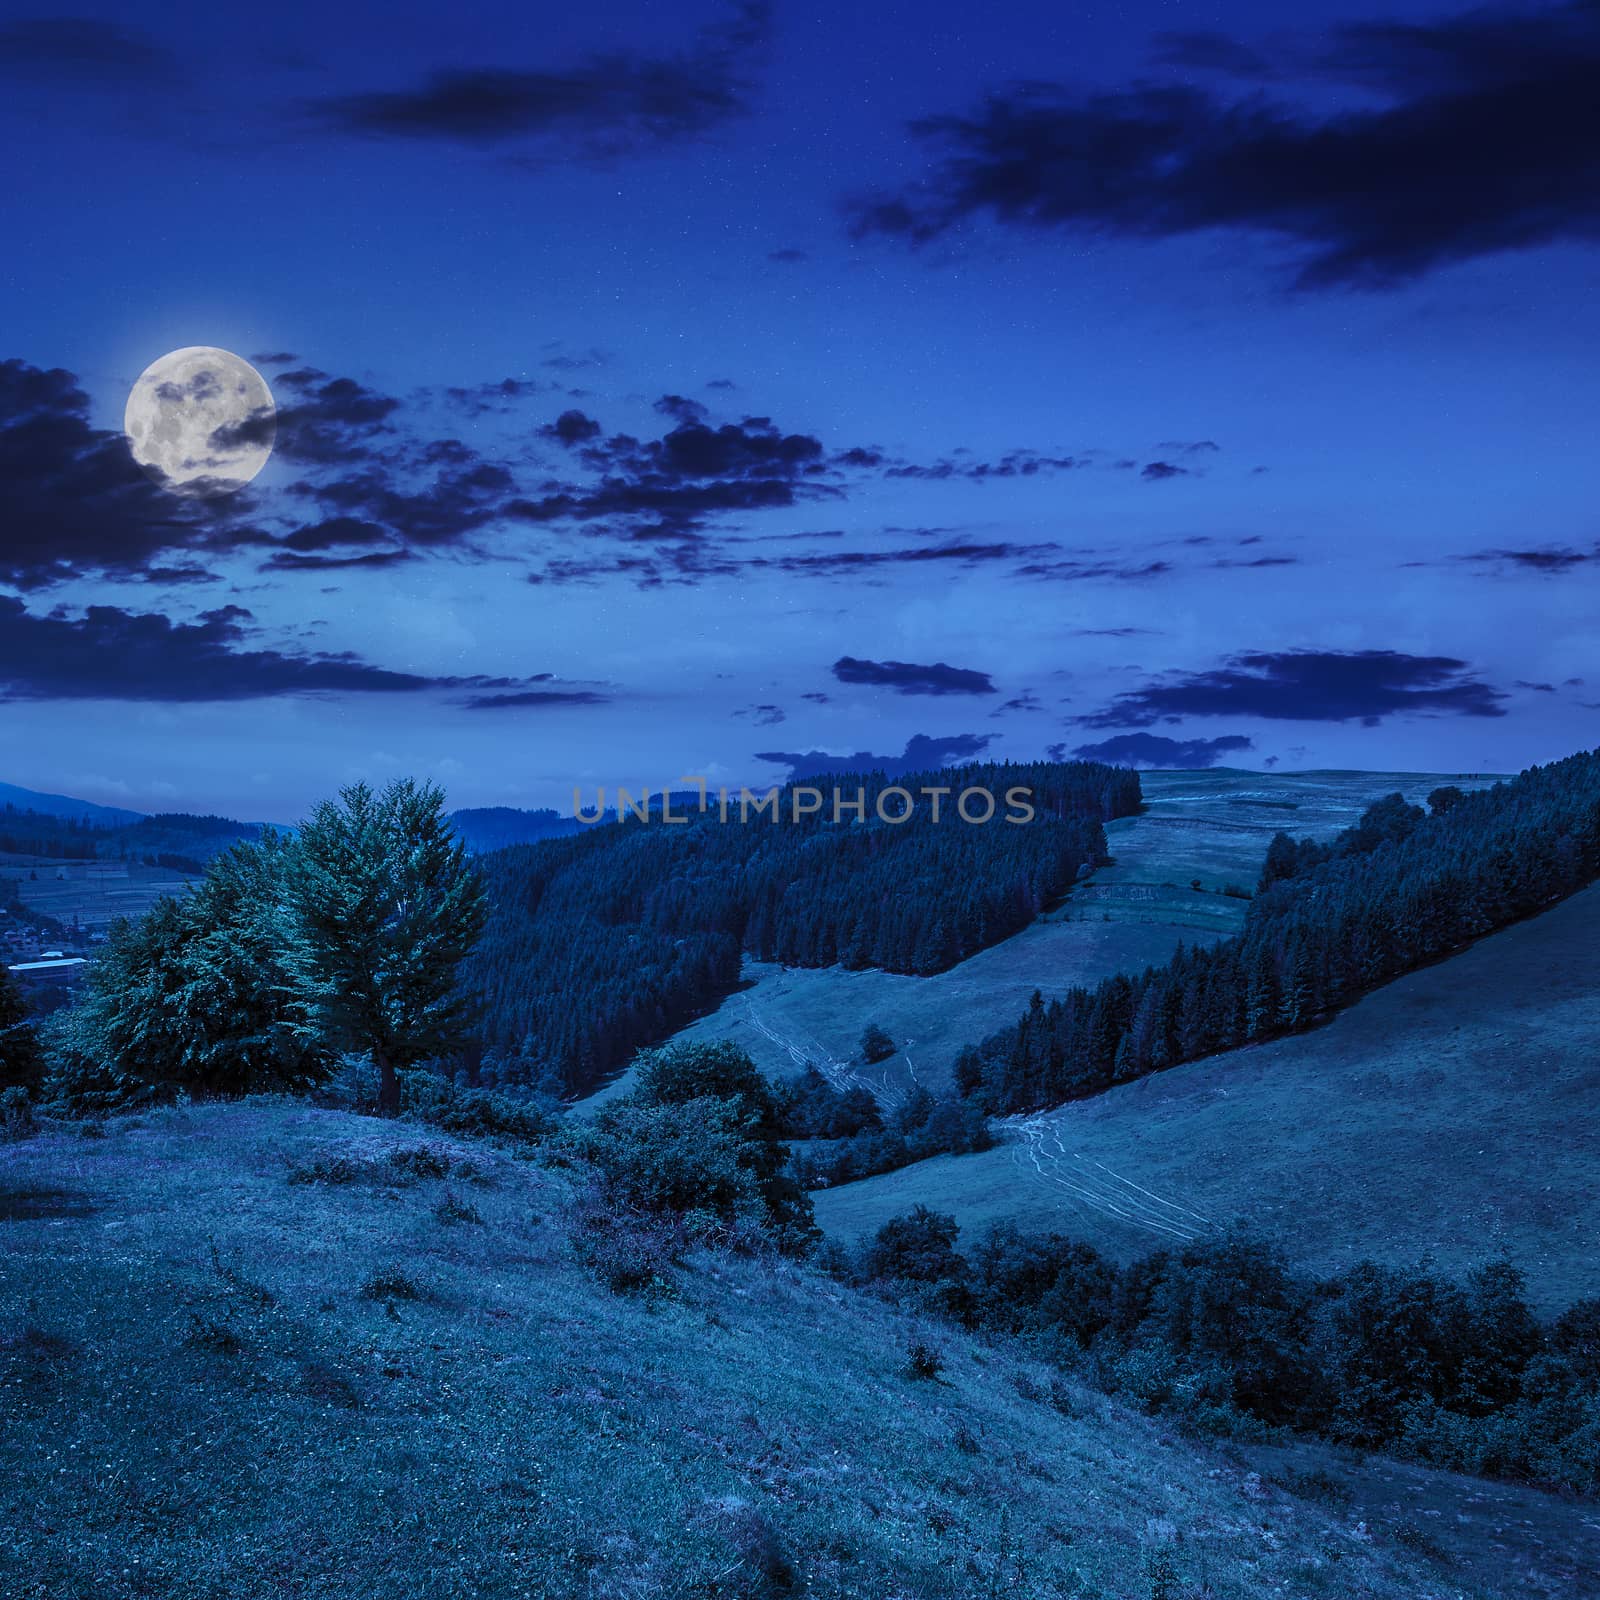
(596, 770, 1495, 1110)
(3, 1101, 1593, 1598)
(813, 882, 1600, 1314)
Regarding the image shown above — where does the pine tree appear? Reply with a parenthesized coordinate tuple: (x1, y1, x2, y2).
(289, 780, 487, 1113)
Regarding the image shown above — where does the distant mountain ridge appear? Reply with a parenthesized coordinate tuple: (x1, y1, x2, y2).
(0, 781, 144, 827)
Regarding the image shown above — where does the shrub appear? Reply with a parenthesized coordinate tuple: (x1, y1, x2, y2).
(434, 1189, 483, 1225)
(185, 1315, 242, 1355)
(860, 1023, 895, 1064)
(864, 1206, 964, 1283)
(286, 1153, 368, 1186)
(388, 1144, 451, 1181)
(0, 1086, 35, 1141)
(361, 1267, 423, 1302)
(415, 1085, 556, 1145)
(571, 1198, 686, 1294)
(904, 1340, 944, 1381)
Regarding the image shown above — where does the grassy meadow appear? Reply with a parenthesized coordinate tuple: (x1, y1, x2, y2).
(813, 880, 1600, 1313)
(3, 1100, 1594, 1599)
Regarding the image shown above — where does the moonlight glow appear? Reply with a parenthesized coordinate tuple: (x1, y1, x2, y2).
(124, 346, 275, 496)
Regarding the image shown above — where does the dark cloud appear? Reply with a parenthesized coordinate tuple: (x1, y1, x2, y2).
(1460, 544, 1599, 573)
(1515, 680, 1557, 693)
(755, 732, 995, 781)
(733, 703, 786, 726)
(540, 409, 604, 447)
(1068, 732, 1254, 768)
(994, 692, 1043, 715)
(249, 351, 300, 367)
(462, 687, 611, 710)
(0, 17, 174, 79)
(761, 539, 1051, 579)
(510, 407, 836, 539)
(315, 2, 768, 157)
(232, 365, 402, 465)
(0, 359, 241, 587)
(885, 450, 1080, 481)
(1079, 648, 1508, 728)
(1016, 557, 1172, 583)
(851, 2, 1600, 289)
(0, 597, 486, 702)
(832, 655, 997, 697)
(1141, 461, 1188, 482)
(800, 691, 830, 704)
(442, 377, 544, 417)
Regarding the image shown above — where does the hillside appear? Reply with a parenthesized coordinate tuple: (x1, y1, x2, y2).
(618, 769, 1497, 1109)
(813, 881, 1600, 1313)
(3, 1101, 1595, 1599)
(467, 760, 1138, 1097)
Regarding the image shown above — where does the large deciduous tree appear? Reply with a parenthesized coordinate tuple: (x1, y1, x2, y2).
(289, 779, 486, 1113)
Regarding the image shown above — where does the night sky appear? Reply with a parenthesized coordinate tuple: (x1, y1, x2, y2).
(2, 0, 1597, 818)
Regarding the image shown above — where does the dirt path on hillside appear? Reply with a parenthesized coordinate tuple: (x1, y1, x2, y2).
(1006, 1114, 1217, 1243)
(743, 1000, 909, 1108)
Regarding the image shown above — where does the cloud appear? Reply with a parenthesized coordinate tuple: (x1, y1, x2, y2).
(885, 450, 1082, 481)
(0, 597, 509, 702)
(442, 377, 545, 416)
(1141, 461, 1188, 482)
(1068, 732, 1254, 768)
(0, 17, 175, 79)
(755, 733, 995, 781)
(461, 687, 611, 710)
(850, 1, 1600, 289)
(314, 2, 768, 158)
(0, 359, 244, 587)
(832, 655, 997, 697)
(1079, 648, 1509, 728)
(733, 703, 787, 726)
(767, 247, 808, 263)
(1459, 544, 1599, 573)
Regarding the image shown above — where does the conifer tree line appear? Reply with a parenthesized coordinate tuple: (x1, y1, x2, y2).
(956, 750, 1600, 1114)
(464, 761, 1140, 1096)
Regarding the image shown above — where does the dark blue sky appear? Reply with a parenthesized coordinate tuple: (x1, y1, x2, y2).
(2, 0, 1597, 815)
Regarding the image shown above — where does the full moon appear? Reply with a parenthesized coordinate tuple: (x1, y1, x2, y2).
(124, 347, 276, 496)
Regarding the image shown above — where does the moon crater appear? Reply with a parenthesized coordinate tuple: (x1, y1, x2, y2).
(124, 346, 276, 496)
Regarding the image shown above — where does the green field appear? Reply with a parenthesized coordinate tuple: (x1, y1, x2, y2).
(813, 880, 1600, 1313)
(3, 1100, 1593, 1598)
(583, 768, 1500, 1110)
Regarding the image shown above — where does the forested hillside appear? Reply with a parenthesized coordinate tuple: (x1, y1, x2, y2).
(0, 805, 261, 873)
(957, 749, 1600, 1114)
(464, 761, 1140, 1096)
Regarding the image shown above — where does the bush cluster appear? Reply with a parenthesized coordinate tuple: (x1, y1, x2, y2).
(851, 1207, 1600, 1492)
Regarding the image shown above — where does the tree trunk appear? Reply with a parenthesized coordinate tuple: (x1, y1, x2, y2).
(375, 1046, 399, 1115)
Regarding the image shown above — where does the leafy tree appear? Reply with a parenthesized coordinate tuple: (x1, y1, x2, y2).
(863, 1205, 964, 1282)
(860, 1022, 896, 1063)
(629, 1040, 814, 1246)
(288, 780, 487, 1113)
(0, 963, 43, 1093)
(66, 835, 328, 1099)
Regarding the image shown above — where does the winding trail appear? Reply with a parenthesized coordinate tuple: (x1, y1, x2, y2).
(742, 998, 909, 1109)
(1005, 1112, 1217, 1243)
